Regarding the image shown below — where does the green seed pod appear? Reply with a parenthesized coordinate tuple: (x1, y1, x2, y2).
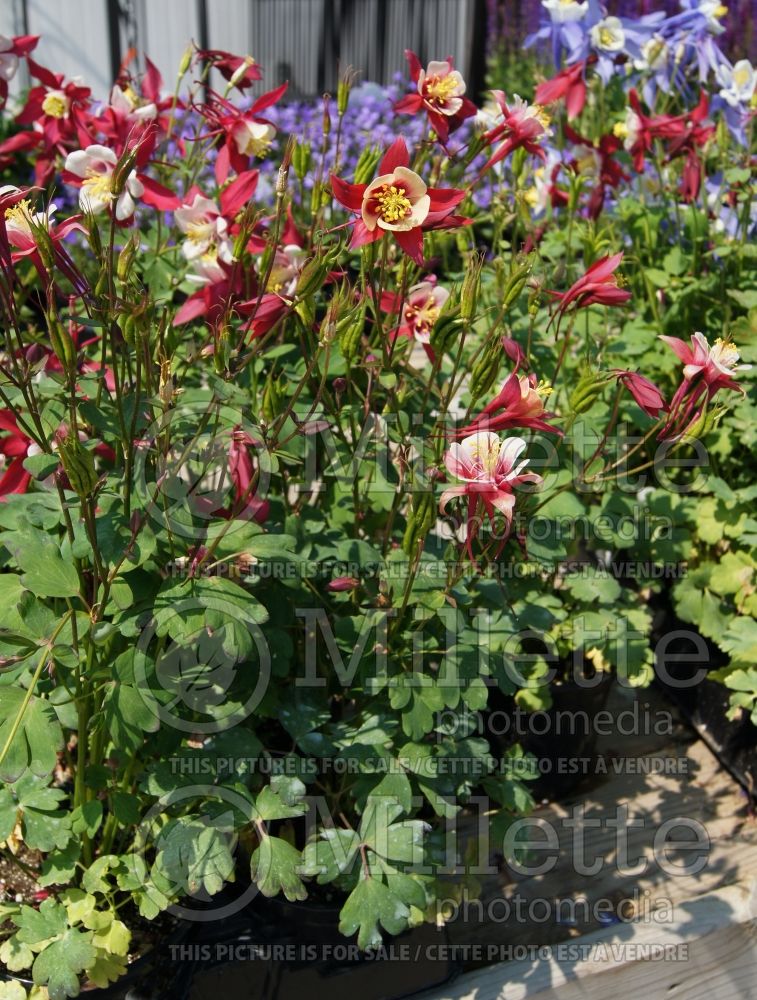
(429, 307, 461, 356)
(117, 237, 138, 283)
(47, 313, 77, 374)
(111, 146, 139, 197)
(262, 373, 285, 423)
(295, 252, 330, 299)
(292, 139, 312, 182)
(353, 146, 382, 185)
(469, 340, 502, 402)
(461, 253, 485, 324)
(58, 436, 99, 499)
(337, 67, 358, 116)
(501, 256, 534, 311)
(119, 312, 137, 347)
(339, 305, 365, 361)
(569, 369, 611, 415)
(402, 489, 436, 556)
(680, 402, 726, 444)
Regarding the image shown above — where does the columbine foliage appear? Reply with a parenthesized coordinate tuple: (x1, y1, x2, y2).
(0, 5, 753, 993)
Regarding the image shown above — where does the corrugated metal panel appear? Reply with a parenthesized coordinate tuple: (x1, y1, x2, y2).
(24, 0, 112, 94)
(0, 0, 480, 101)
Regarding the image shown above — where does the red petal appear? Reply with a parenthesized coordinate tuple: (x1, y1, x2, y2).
(220, 169, 259, 217)
(331, 174, 366, 212)
(404, 49, 422, 83)
(379, 136, 409, 174)
(394, 227, 424, 265)
(250, 81, 288, 114)
(139, 176, 180, 210)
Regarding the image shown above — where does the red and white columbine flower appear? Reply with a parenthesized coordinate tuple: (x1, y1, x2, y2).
(661, 332, 749, 394)
(400, 281, 449, 344)
(440, 431, 542, 558)
(0, 34, 38, 105)
(458, 372, 561, 437)
(480, 93, 551, 174)
(394, 51, 476, 142)
(331, 137, 465, 264)
(548, 251, 631, 326)
(658, 332, 749, 440)
(64, 144, 144, 220)
(175, 193, 234, 265)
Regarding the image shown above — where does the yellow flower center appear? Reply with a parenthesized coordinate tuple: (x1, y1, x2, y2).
(425, 74, 458, 104)
(712, 337, 739, 367)
(42, 91, 69, 118)
(535, 105, 551, 128)
(714, 5, 728, 17)
(733, 65, 751, 88)
(406, 295, 440, 332)
(186, 222, 211, 244)
(535, 381, 553, 398)
(613, 121, 629, 139)
(375, 184, 412, 223)
(82, 172, 113, 201)
(599, 27, 616, 47)
(524, 186, 540, 208)
(4, 199, 33, 231)
(242, 131, 273, 158)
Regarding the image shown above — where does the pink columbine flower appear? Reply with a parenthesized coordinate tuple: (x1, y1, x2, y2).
(440, 431, 542, 558)
(331, 137, 465, 264)
(480, 93, 551, 175)
(458, 373, 561, 437)
(400, 281, 449, 344)
(393, 51, 476, 142)
(658, 332, 749, 440)
(228, 427, 269, 524)
(660, 332, 749, 393)
(614, 370, 668, 418)
(174, 193, 234, 265)
(548, 252, 631, 325)
(535, 61, 588, 120)
(64, 144, 144, 220)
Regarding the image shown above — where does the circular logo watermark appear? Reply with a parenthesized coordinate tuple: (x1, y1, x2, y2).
(133, 592, 271, 734)
(131, 395, 272, 542)
(129, 784, 262, 921)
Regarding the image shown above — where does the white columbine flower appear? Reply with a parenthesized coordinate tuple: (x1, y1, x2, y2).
(542, 0, 589, 23)
(591, 17, 626, 53)
(717, 59, 756, 107)
(64, 145, 143, 220)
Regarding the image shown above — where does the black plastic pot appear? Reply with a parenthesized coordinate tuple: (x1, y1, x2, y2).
(487, 670, 613, 802)
(653, 608, 757, 795)
(0, 918, 193, 999)
(184, 894, 460, 1000)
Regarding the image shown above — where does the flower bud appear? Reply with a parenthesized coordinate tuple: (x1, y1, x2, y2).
(354, 146, 382, 185)
(178, 44, 194, 77)
(322, 95, 331, 136)
(569, 368, 611, 415)
(117, 236, 138, 283)
(460, 252, 485, 324)
(57, 435, 99, 499)
(292, 140, 312, 182)
(337, 67, 358, 116)
(47, 313, 77, 375)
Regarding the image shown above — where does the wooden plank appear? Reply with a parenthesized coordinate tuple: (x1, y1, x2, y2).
(419, 687, 757, 998)
(425, 882, 757, 999)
